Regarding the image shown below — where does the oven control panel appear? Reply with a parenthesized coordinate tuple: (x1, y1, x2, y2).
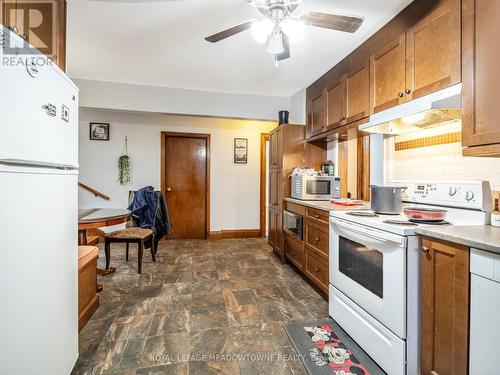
(389, 181, 493, 212)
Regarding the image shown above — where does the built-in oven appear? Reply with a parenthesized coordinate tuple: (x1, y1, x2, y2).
(283, 210, 303, 241)
(329, 217, 407, 337)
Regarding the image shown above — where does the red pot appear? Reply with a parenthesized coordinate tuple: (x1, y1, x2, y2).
(403, 207, 447, 222)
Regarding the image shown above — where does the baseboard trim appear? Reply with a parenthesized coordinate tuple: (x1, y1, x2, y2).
(209, 229, 262, 240)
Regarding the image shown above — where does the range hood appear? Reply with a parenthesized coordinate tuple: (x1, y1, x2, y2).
(359, 83, 462, 135)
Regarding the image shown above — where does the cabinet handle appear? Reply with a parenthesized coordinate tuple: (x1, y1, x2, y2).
(405, 89, 411, 95)
(314, 267, 321, 273)
(398, 92, 404, 98)
(315, 236, 320, 242)
(421, 246, 429, 253)
(314, 214, 320, 219)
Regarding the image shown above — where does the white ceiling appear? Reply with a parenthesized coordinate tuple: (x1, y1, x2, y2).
(67, 0, 413, 97)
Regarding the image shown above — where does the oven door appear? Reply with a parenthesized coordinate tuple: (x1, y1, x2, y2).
(329, 217, 407, 339)
(283, 211, 303, 240)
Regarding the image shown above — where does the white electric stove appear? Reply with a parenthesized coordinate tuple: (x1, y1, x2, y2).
(328, 181, 492, 375)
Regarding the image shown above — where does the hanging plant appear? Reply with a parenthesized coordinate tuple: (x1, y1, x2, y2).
(118, 136, 131, 185)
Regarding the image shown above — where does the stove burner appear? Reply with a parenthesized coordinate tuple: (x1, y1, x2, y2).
(383, 220, 418, 226)
(346, 211, 378, 217)
(409, 219, 451, 225)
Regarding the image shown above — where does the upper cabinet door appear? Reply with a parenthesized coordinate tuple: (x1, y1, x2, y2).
(462, 0, 500, 149)
(326, 79, 344, 129)
(406, 0, 461, 101)
(370, 34, 406, 114)
(345, 59, 370, 124)
(310, 90, 327, 136)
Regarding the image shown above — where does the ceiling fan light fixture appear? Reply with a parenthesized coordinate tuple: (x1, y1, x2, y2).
(266, 30, 284, 54)
(280, 18, 305, 43)
(251, 18, 273, 44)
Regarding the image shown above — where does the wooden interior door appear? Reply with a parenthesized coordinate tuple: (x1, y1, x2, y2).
(421, 237, 469, 375)
(370, 34, 406, 114)
(462, 0, 500, 148)
(406, 0, 461, 101)
(326, 79, 344, 129)
(345, 59, 370, 124)
(161, 133, 209, 239)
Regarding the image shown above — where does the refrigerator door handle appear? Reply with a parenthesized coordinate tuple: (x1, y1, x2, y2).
(0, 159, 78, 171)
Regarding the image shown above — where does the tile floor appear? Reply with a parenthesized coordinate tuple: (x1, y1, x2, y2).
(72, 238, 329, 375)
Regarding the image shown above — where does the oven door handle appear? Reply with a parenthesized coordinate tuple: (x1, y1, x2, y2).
(330, 218, 406, 246)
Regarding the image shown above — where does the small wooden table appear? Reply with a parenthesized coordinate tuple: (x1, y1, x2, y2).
(78, 208, 131, 277)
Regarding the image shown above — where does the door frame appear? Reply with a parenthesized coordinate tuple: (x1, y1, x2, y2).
(160, 131, 211, 239)
(259, 133, 270, 237)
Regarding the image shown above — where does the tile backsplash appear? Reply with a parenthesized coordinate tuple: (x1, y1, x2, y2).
(386, 123, 500, 192)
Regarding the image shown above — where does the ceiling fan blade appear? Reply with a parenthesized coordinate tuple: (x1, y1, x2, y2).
(276, 34, 290, 61)
(301, 12, 364, 33)
(205, 21, 254, 43)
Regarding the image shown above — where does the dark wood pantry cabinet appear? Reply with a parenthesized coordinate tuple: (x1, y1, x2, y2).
(268, 125, 325, 262)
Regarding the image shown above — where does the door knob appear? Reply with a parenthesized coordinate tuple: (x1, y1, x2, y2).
(166, 187, 172, 192)
(421, 246, 429, 253)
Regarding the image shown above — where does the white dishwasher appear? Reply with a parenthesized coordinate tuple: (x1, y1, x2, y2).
(470, 248, 500, 374)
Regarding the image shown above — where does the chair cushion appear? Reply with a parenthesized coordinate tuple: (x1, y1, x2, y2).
(78, 246, 99, 271)
(105, 227, 153, 240)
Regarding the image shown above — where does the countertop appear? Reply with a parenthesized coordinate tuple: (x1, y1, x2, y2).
(415, 225, 500, 255)
(284, 197, 371, 212)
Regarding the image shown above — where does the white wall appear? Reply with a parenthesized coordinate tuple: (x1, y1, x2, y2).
(78, 108, 276, 231)
(74, 79, 290, 122)
(387, 123, 500, 191)
(289, 88, 307, 125)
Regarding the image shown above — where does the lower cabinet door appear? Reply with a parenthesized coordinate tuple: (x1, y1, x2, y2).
(421, 237, 469, 375)
(305, 248, 329, 294)
(285, 234, 304, 270)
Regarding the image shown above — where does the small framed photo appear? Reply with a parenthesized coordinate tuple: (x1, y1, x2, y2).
(234, 138, 248, 164)
(89, 123, 110, 141)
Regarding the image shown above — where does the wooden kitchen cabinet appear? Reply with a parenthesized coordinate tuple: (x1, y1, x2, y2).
(305, 248, 329, 294)
(326, 78, 344, 129)
(406, 0, 461, 101)
(345, 59, 370, 124)
(462, 0, 500, 156)
(420, 237, 469, 375)
(370, 34, 407, 114)
(1, 0, 67, 71)
(308, 90, 327, 136)
(284, 201, 329, 297)
(268, 124, 325, 261)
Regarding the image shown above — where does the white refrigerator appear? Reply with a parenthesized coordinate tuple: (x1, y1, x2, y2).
(0, 26, 79, 375)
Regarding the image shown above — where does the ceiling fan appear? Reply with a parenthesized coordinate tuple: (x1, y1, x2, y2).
(205, 0, 364, 63)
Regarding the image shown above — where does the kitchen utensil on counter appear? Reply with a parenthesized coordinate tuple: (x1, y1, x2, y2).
(403, 207, 447, 222)
(331, 199, 364, 206)
(370, 185, 407, 214)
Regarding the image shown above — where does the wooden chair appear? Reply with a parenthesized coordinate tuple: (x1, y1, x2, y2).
(104, 227, 156, 274)
(78, 246, 99, 331)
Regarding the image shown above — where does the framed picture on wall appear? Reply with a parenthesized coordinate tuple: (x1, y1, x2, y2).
(234, 138, 248, 164)
(89, 123, 110, 141)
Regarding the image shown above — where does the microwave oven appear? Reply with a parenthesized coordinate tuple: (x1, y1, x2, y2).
(291, 175, 340, 201)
